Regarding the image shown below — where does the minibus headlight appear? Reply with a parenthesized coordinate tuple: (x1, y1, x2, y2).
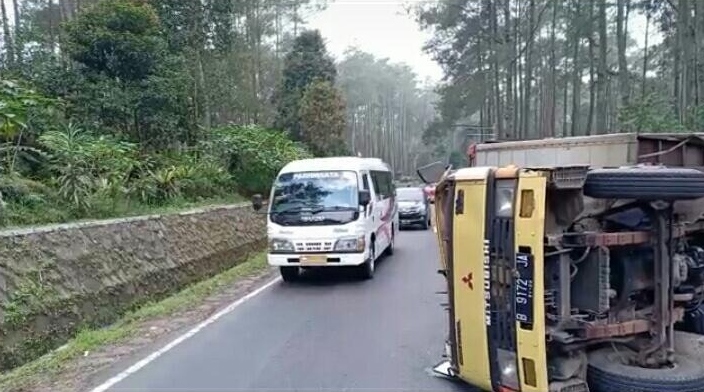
(269, 238, 295, 253)
(334, 236, 365, 252)
(497, 349, 519, 390)
(495, 187, 514, 218)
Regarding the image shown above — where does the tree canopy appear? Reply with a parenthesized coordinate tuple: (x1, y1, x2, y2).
(414, 0, 704, 160)
(275, 29, 337, 142)
(0, 0, 439, 231)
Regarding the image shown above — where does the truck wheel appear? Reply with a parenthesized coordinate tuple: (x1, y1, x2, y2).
(583, 167, 704, 200)
(587, 332, 704, 392)
(279, 266, 300, 282)
(682, 303, 704, 335)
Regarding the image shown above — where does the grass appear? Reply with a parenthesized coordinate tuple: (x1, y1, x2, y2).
(0, 251, 269, 392)
(1, 193, 246, 230)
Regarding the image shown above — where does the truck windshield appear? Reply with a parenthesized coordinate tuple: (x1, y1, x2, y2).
(269, 171, 359, 225)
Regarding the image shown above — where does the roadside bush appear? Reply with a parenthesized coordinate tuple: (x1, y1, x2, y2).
(0, 88, 308, 228)
(0, 175, 70, 226)
(39, 124, 140, 211)
(203, 125, 312, 196)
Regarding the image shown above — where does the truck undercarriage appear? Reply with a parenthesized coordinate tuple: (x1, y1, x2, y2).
(424, 133, 704, 392)
(546, 166, 704, 391)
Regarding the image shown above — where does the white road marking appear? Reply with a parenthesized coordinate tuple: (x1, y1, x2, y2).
(89, 276, 282, 392)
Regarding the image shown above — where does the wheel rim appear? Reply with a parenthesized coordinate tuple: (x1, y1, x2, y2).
(369, 245, 375, 272)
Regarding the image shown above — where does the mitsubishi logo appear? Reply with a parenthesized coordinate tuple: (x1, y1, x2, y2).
(461, 272, 473, 290)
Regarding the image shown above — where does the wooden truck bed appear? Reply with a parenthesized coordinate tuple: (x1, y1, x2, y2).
(473, 133, 704, 168)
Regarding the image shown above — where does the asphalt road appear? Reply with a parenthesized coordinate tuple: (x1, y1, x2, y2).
(104, 227, 467, 392)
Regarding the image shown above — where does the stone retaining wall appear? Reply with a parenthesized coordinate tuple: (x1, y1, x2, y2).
(0, 203, 266, 371)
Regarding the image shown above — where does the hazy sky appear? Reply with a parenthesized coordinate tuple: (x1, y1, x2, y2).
(307, 0, 443, 82)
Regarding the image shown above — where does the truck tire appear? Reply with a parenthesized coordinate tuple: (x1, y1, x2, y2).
(682, 303, 704, 335)
(587, 332, 704, 392)
(583, 167, 704, 200)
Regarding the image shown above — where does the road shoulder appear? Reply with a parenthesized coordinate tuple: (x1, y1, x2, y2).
(0, 252, 278, 392)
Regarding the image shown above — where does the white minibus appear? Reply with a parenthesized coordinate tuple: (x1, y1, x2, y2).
(251, 157, 399, 281)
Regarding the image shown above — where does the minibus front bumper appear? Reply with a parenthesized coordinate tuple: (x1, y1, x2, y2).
(267, 252, 368, 267)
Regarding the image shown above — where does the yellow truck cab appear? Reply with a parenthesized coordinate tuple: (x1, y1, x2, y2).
(421, 133, 704, 392)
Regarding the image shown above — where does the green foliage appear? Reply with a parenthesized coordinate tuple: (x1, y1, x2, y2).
(63, 0, 164, 81)
(0, 80, 58, 173)
(0, 80, 52, 138)
(59, 0, 192, 148)
(38, 124, 138, 210)
(275, 30, 337, 141)
(618, 93, 684, 133)
(204, 125, 312, 195)
(3, 275, 57, 329)
(299, 80, 348, 156)
(0, 0, 318, 230)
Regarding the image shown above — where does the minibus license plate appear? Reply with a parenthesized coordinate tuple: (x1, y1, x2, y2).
(300, 255, 327, 265)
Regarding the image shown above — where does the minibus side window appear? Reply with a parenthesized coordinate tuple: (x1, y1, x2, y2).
(371, 171, 383, 201)
(370, 170, 393, 201)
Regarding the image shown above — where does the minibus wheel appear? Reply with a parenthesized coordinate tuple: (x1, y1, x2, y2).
(360, 242, 375, 279)
(384, 229, 395, 256)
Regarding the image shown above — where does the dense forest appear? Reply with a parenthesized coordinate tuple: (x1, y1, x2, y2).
(416, 0, 704, 165)
(0, 0, 435, 228)
(11, 0, 698, 227)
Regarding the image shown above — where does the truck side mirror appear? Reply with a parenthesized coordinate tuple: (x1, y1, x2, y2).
(251, 194, 264, 211)
(359, 190, 371, 206)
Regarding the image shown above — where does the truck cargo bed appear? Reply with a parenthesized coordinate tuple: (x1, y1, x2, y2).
(473, 133, 704, 168)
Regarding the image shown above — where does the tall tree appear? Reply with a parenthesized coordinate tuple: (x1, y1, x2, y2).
(299, 79, 347, 156)
(415, 0, 704, 154)
(595, 0, 608, 134)
(275, 29, 336, 141)
(1, 0, 13, 67)
(617, 0, 631, 108)
(61, 0, 191, 146)
(338, 49, 437, 173)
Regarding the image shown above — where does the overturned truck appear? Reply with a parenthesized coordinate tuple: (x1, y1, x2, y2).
(425, 133, 704, 392)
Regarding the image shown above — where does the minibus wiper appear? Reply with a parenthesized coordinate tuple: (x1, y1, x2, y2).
(323, 206, 358, 211)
